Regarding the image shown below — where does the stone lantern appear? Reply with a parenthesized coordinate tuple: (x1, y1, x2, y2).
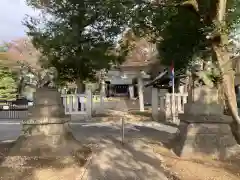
(173, 84, 240, 159)
(1, 68, 91, 178)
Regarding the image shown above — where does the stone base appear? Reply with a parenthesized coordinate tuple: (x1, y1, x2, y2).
(155, 110, 180, 125)
(0, 131, 92, 180)
(173, 114, 240, 159)
(1, 119, 91, 170)
(1, 128, 92, 170)
(0, 87, 93, 180)
(70, 114, 89, 121)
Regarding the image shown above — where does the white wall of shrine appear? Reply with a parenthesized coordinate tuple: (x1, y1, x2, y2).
(105, 69, 152, 112)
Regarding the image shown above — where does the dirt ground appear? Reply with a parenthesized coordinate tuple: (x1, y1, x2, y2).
(78, 110, 240, 180)
(0, 142, 91, 180)
(147, 141, 240, 180)
(1, 109, 240, 180)
(1, 140, 239, 180)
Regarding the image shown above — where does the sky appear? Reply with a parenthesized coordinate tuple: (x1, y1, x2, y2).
(0, 0, 38, 43)
(0, 1, 239, 45)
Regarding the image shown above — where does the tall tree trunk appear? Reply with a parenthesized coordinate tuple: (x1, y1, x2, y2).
(212, 0, 240, 143)
(213, 46, 240, 143)
(17, 77, 24, 96)
(76, 77, 85, 93)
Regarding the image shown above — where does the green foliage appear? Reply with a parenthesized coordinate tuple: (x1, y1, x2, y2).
(24, 0, 240, 81)
(158, 4, 206, 72)
(129, 0, 240, 72)
(0, 45, 8, 52)
(0, 68, 17, 100)
(25, 0, 140, 84)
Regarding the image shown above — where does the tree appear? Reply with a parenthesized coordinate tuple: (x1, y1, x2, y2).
(6, 38, 41, 70)
(0, 67, 17, 100)
(211, 0, 240, 143)
(1, 2, 145, 177)
(0, 43, 8, 52)
(25, 0, 138, 92)
(128, 0, 240, 142)
(0, 39, 41, 98)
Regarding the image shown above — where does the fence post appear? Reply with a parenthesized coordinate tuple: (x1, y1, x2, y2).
(62, 95, 67, 114)
(182, 94, 188, 112)
(100, 92, 104, 112)
(165, 93, 171, 121)
(152, 88, 159, 120)
(86, 89, 92, 118)
(177, 94, 182, 113)
(69, 95, 73, 114)
(159, 95, 165, 111)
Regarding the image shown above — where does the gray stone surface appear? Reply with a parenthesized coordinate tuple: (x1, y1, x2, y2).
(185, 86, 224, 115)
(173, 121, 240, 159)
(175, 86, 240, 159)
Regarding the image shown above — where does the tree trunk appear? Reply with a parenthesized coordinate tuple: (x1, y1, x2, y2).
(212, 0, 240, 143)
(76, 78, 85, 93)
(213, 45, 240, 143)
(17, 77, 24, 96)
(100, 79, 106, 96)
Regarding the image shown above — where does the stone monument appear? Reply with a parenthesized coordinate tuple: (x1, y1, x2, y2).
(173, 85, 240, 159)
(1, 68, 91, 179)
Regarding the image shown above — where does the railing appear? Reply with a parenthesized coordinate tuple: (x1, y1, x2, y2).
(159, 93, 188, 113)
(152, 92, 188, 122)
(0, 92, 110, 120)
(61, 91, 105, 116)
(0, 100, 29, 119)
(61, 94, 87, 115)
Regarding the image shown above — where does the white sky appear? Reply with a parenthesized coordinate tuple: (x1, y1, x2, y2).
(0, 0, 38, 43)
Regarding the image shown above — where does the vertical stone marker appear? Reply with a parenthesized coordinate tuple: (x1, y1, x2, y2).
(0, 70, 91, 179)
(174, 86, 240, 159)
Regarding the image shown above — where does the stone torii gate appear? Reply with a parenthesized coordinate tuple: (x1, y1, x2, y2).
(120, 66, 150, 112)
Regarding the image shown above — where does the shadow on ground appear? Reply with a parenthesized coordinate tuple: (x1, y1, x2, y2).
(0, 122, 178, 180)
(1, 119, 240, 179)
(81, 136, 178, 180)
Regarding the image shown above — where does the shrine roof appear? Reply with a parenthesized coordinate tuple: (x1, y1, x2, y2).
(145, 70, 187, 88)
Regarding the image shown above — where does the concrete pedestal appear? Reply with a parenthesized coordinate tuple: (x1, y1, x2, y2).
(22, 87, 69, 138)
(1, 87, 91, 171)
(174, 86, 240, 159)
(174, 114, 240, 159)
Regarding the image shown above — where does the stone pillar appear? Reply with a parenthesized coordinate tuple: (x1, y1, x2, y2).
(100, 80, 106, 97)
(165, 93, 171, 120)
(152, 88, 159, 120)
(86, 89, 92, 118)
(179, 85, 185, 93)
(138, 76, 144, 112)
(11, 87, 73, 157)
(1, 87, 92, 175)
(174, 86, 240, 159)
(129, 85, 134, 99)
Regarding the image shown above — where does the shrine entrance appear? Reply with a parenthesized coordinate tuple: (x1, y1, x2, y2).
(113, 85, 129, 96)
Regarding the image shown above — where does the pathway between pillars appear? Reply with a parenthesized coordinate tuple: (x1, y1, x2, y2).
(81, 137, 169, 180)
